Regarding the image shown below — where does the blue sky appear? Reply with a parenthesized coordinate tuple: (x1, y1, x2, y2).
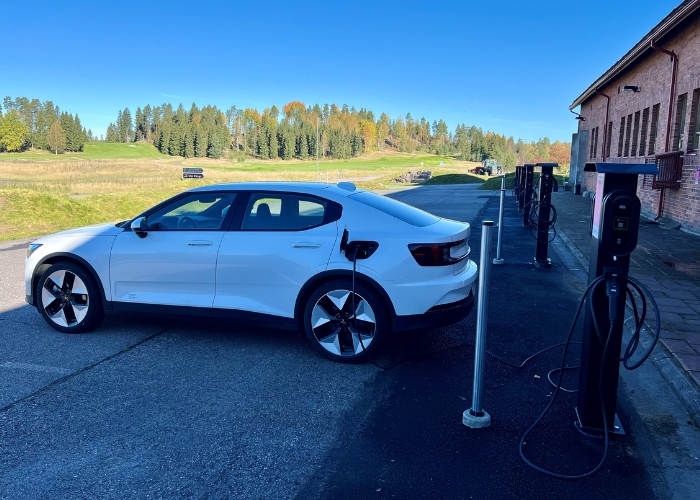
(1, 0, 679, 142)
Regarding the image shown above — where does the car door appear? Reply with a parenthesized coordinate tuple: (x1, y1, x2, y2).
(214, 191, 340, 320)
(110, 192, 238, 312)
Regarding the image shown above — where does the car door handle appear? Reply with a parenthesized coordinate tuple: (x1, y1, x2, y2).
(292, 242, 321, 248)
(187, 240, 213, 246)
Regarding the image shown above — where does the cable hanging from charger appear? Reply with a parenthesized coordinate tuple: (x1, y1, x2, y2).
(518, 270, 661, 480)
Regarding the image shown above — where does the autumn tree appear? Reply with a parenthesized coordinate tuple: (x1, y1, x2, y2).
(549, 140, 570, 166)
(0, 111, 29, 152)
(46, 120, 67, 154)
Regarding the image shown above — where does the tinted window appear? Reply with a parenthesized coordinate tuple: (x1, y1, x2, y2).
(147, 193, 236, 230)
(241, 193, 328, 230)
(349, 191, 439, 227)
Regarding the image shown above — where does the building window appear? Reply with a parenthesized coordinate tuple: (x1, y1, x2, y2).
(605, 121, 613, 158)
(674, 93, 688, 151)
(618, 116, 625, 157)
(593, 127, 599, 158)
(639, 108, 649, 156)
(689, 89, 700, 151)
(623, 114, 632, 157)
(631, 111, 641, 156)
(589, 127, 599, 159)
(648, 104, 660, 155)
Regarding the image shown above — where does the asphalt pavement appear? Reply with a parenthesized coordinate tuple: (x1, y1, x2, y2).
(1, 183, 699, 499)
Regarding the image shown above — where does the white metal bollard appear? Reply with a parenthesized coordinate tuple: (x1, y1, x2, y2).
(463, 221, 493, 429)
(493, 176, 506, 265)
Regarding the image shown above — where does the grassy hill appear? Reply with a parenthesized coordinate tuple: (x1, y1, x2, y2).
(0, 149, 485, 241)
(0, 142, 168, 160)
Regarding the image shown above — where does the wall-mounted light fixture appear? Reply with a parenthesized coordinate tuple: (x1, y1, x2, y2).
(569, 109, 585, 121)
(621, 85, 641, 93)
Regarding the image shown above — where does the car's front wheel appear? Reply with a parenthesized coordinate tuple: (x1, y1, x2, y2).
(303, 279, 389, 363)
(37, 262, 105, 333)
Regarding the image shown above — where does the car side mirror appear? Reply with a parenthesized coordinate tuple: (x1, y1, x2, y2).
(131, 217, 148, 238)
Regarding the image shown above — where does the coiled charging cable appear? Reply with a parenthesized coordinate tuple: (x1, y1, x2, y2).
(519, 273, 660, 479)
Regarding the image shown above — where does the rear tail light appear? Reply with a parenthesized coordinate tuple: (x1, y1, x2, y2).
(408, 239, 470, 266)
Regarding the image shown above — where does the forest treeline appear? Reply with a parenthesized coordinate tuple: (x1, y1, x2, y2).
(0, 95, 571, 167)
(0, 97, 93, 153)
(106, 101, 571, 168)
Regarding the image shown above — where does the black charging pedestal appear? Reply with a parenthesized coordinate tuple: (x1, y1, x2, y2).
(533, 163, 558, 268)
(576, 162, 659, 437)
(515, 166, 525, 211)
(522, 164, 535, 227)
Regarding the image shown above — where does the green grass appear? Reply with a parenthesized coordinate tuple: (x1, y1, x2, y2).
(204, 154, 458, 173)
(478, 173, 515, 190)
(478, 172, 567, 190)
(0, 142, 168, 160)
(0, 188, 178, 241)
(0, 150, 484, 241)
(422, 173, 484, 185)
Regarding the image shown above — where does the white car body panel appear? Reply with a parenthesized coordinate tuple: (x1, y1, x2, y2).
(214, 222, 339, 317)
(326, 195, 475, 317)
(25, 225, 118, 301)
(25, 182, 478, 331)
(110, 230, 224, 307)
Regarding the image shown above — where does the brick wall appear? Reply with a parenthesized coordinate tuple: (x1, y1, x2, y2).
(577, 10, 700, 234)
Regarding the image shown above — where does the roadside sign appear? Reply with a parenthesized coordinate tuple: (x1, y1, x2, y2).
(183, 167, 204, 179)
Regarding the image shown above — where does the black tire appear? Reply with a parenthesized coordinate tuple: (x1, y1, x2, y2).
(36, 262, 105, 333)
(303, 279, 389, 363)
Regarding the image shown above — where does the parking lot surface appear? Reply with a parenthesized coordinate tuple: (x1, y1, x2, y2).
(1, 184, 699, 499)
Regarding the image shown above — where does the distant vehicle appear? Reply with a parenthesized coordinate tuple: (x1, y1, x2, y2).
(25, 182, 477, 363)
(478, 159, 500, 176)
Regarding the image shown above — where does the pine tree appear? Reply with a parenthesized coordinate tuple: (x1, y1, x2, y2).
(207, 131, 224, 158)
(106, 124, 120, 143)
(118, 108, 133, 142)
(183, 125, 195, 158)
(169, 124, 182, 156)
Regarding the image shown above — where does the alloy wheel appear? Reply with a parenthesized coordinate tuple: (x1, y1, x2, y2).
(311, 289, 376, 357)
(41, 270, 90, 327)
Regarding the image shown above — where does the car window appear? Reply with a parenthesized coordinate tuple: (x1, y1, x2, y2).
(241, 193, 327, 230)
(147, 193, 236, 230)
(349, 191, 439, 227)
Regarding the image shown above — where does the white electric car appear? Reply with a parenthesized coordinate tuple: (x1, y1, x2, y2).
(25, 182, 477, 362)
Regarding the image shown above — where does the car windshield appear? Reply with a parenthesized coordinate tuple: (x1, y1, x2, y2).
(349, 191, 439, 227)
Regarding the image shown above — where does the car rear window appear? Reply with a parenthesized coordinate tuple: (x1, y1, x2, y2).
(241, 193, 328, 230)
(349, 192, 439, 227)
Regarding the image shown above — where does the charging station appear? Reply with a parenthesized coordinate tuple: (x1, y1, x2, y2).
(521, 164, 535, 227)
(576, 162, 659, 436)
(515, 166, 524, 211)
(533, 162, 558, 268)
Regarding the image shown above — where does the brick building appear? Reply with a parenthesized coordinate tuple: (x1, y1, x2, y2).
(569, 0, 700, 235)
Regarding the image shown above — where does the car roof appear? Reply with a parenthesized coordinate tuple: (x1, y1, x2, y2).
(187, 182, 360, 197)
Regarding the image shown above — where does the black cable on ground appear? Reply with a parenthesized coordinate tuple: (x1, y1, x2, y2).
(519, 272, 661, 480)
(518, 276, 605, 479)
(547, 366, 579, 393)
(352, 246, 395, 371)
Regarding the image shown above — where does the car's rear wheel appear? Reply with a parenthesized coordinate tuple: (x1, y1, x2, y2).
(37, 262, 105, 333)
(303, 279, 389, 363)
